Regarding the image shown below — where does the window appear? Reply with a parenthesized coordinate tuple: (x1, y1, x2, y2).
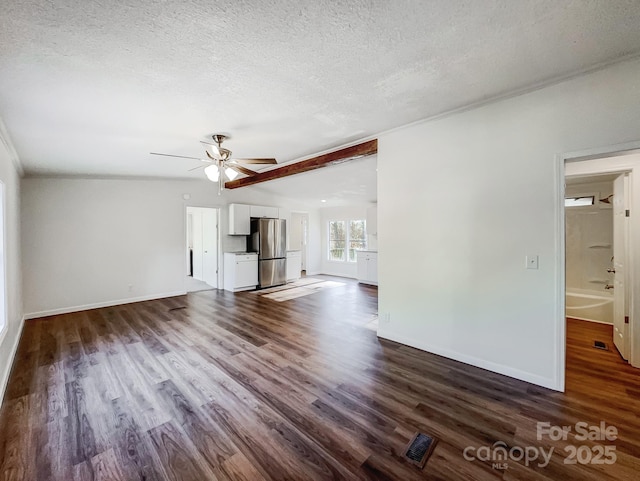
(328, 219, 367, 262)
(0, 182, 5, 339)
(348, 220, 366, 262)
(328, 220, 346, 261)
(565, 195, 595, 207)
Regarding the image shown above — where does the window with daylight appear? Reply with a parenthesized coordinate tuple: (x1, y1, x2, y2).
(348, 219, 367, 261)
(0, 182, 5, 338)
(565, 195, 595, 207)
(328, 219, 367, 262)
(328, 220, 346, 261)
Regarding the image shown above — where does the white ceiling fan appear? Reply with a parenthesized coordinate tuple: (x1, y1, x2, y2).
(151, 134, 277, 194)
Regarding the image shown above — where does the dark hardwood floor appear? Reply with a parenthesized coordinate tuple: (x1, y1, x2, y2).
(1, 279, 639, 480)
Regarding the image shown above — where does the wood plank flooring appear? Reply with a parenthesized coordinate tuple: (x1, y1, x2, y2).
(1, 279, 640, 480)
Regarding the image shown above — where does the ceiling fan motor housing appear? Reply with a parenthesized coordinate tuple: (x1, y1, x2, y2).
(212, 134, 228, 145)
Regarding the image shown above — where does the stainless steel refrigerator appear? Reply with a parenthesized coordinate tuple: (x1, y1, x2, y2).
(250, 218, 287, 288)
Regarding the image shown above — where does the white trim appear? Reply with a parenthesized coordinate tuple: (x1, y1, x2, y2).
(555, 153, 566, 392)
(563, 140, 640, 164)
(0, 181, 6, 342)
(561, 141, 640, 372)
(377, 329, 560, 391)
(24, 290, 186, 320)
(0, 316, 25, 404)
(0, 118, 23, 176)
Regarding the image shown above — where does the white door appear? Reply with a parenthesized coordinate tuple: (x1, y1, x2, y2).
(612, 174, 629, 360)
(191, 209, 204, 280)
(202, 208, 218, 288)
(187, 207, 218, 287)
(290, 213, 308, 270)
(301, 214, 308, 270)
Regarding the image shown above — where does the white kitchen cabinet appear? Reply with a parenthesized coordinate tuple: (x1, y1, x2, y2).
(356, 251, 378, 286)
(366, 205, 378, 236)
(250, 205, 278, 218)
(223, 253, 258, 292)
(228, 204, 251, 235)
(286, 250, 302, 281)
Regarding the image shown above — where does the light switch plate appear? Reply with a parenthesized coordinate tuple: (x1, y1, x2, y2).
(526, 255, 539, 270)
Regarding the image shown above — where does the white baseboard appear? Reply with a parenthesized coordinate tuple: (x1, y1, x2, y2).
(376, 329, 561, 391)
(313, 271, 357, 280)
(0, 316, 26, 405)
(24, 290, 187, 320)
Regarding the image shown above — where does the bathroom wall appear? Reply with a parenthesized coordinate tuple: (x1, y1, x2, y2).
(565, 180, 614, 293)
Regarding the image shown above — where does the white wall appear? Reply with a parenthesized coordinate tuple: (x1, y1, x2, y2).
(0, 129, 23, 400)
(305, 210, 322, 276)
(377, 58, 640, 390)
(319, 205, 369, 278)
(21, 178, 311, 317)
(565, 181, 614, 294)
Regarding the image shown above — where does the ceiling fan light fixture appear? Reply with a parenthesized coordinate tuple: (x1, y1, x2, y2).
(204, 164, 219, 182)
(225, 167, 238, 181)
(208, 143, 221, 158)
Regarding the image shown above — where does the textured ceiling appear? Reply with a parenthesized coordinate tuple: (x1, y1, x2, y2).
(1, 1, 640, 201)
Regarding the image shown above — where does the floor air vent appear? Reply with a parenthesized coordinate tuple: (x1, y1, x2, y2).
(404, 432, 437, 468)
(594, 340, 608, 350)
(168, 306, 187, 312)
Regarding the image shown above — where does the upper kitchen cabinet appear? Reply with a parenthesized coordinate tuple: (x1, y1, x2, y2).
(228, 203, 251, 235)
(366, 205, 377, 236)
(250, 205, 279, 218)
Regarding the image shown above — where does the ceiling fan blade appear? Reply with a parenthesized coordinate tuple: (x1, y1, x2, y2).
(233, 158, 277, 165)
(229, 164, 258, 176)
(200, 141, 221, 158)
(150, 152, 202, 161)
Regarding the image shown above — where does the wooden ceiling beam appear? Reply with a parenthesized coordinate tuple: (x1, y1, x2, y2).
(224, 139, 377, 189)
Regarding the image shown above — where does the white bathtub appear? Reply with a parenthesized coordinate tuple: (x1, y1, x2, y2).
(566, 289, 613, 324)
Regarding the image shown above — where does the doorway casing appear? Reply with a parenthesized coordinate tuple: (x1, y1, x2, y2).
(557, 141, 640, 391)
(185, 206, 221, 290)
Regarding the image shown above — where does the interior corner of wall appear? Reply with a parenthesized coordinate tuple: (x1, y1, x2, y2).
(0, 315, 26, 405)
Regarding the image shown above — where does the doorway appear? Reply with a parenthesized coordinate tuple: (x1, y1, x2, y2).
(186, 207, 219, 292)
(290, 212, 309, 274)
(564, 172, 629, 360)
(563, 150, 640, 376)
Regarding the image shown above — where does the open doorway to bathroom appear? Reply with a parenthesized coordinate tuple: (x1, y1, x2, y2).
(186, 206, 219, 292)
(564, 151, 639, 373)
